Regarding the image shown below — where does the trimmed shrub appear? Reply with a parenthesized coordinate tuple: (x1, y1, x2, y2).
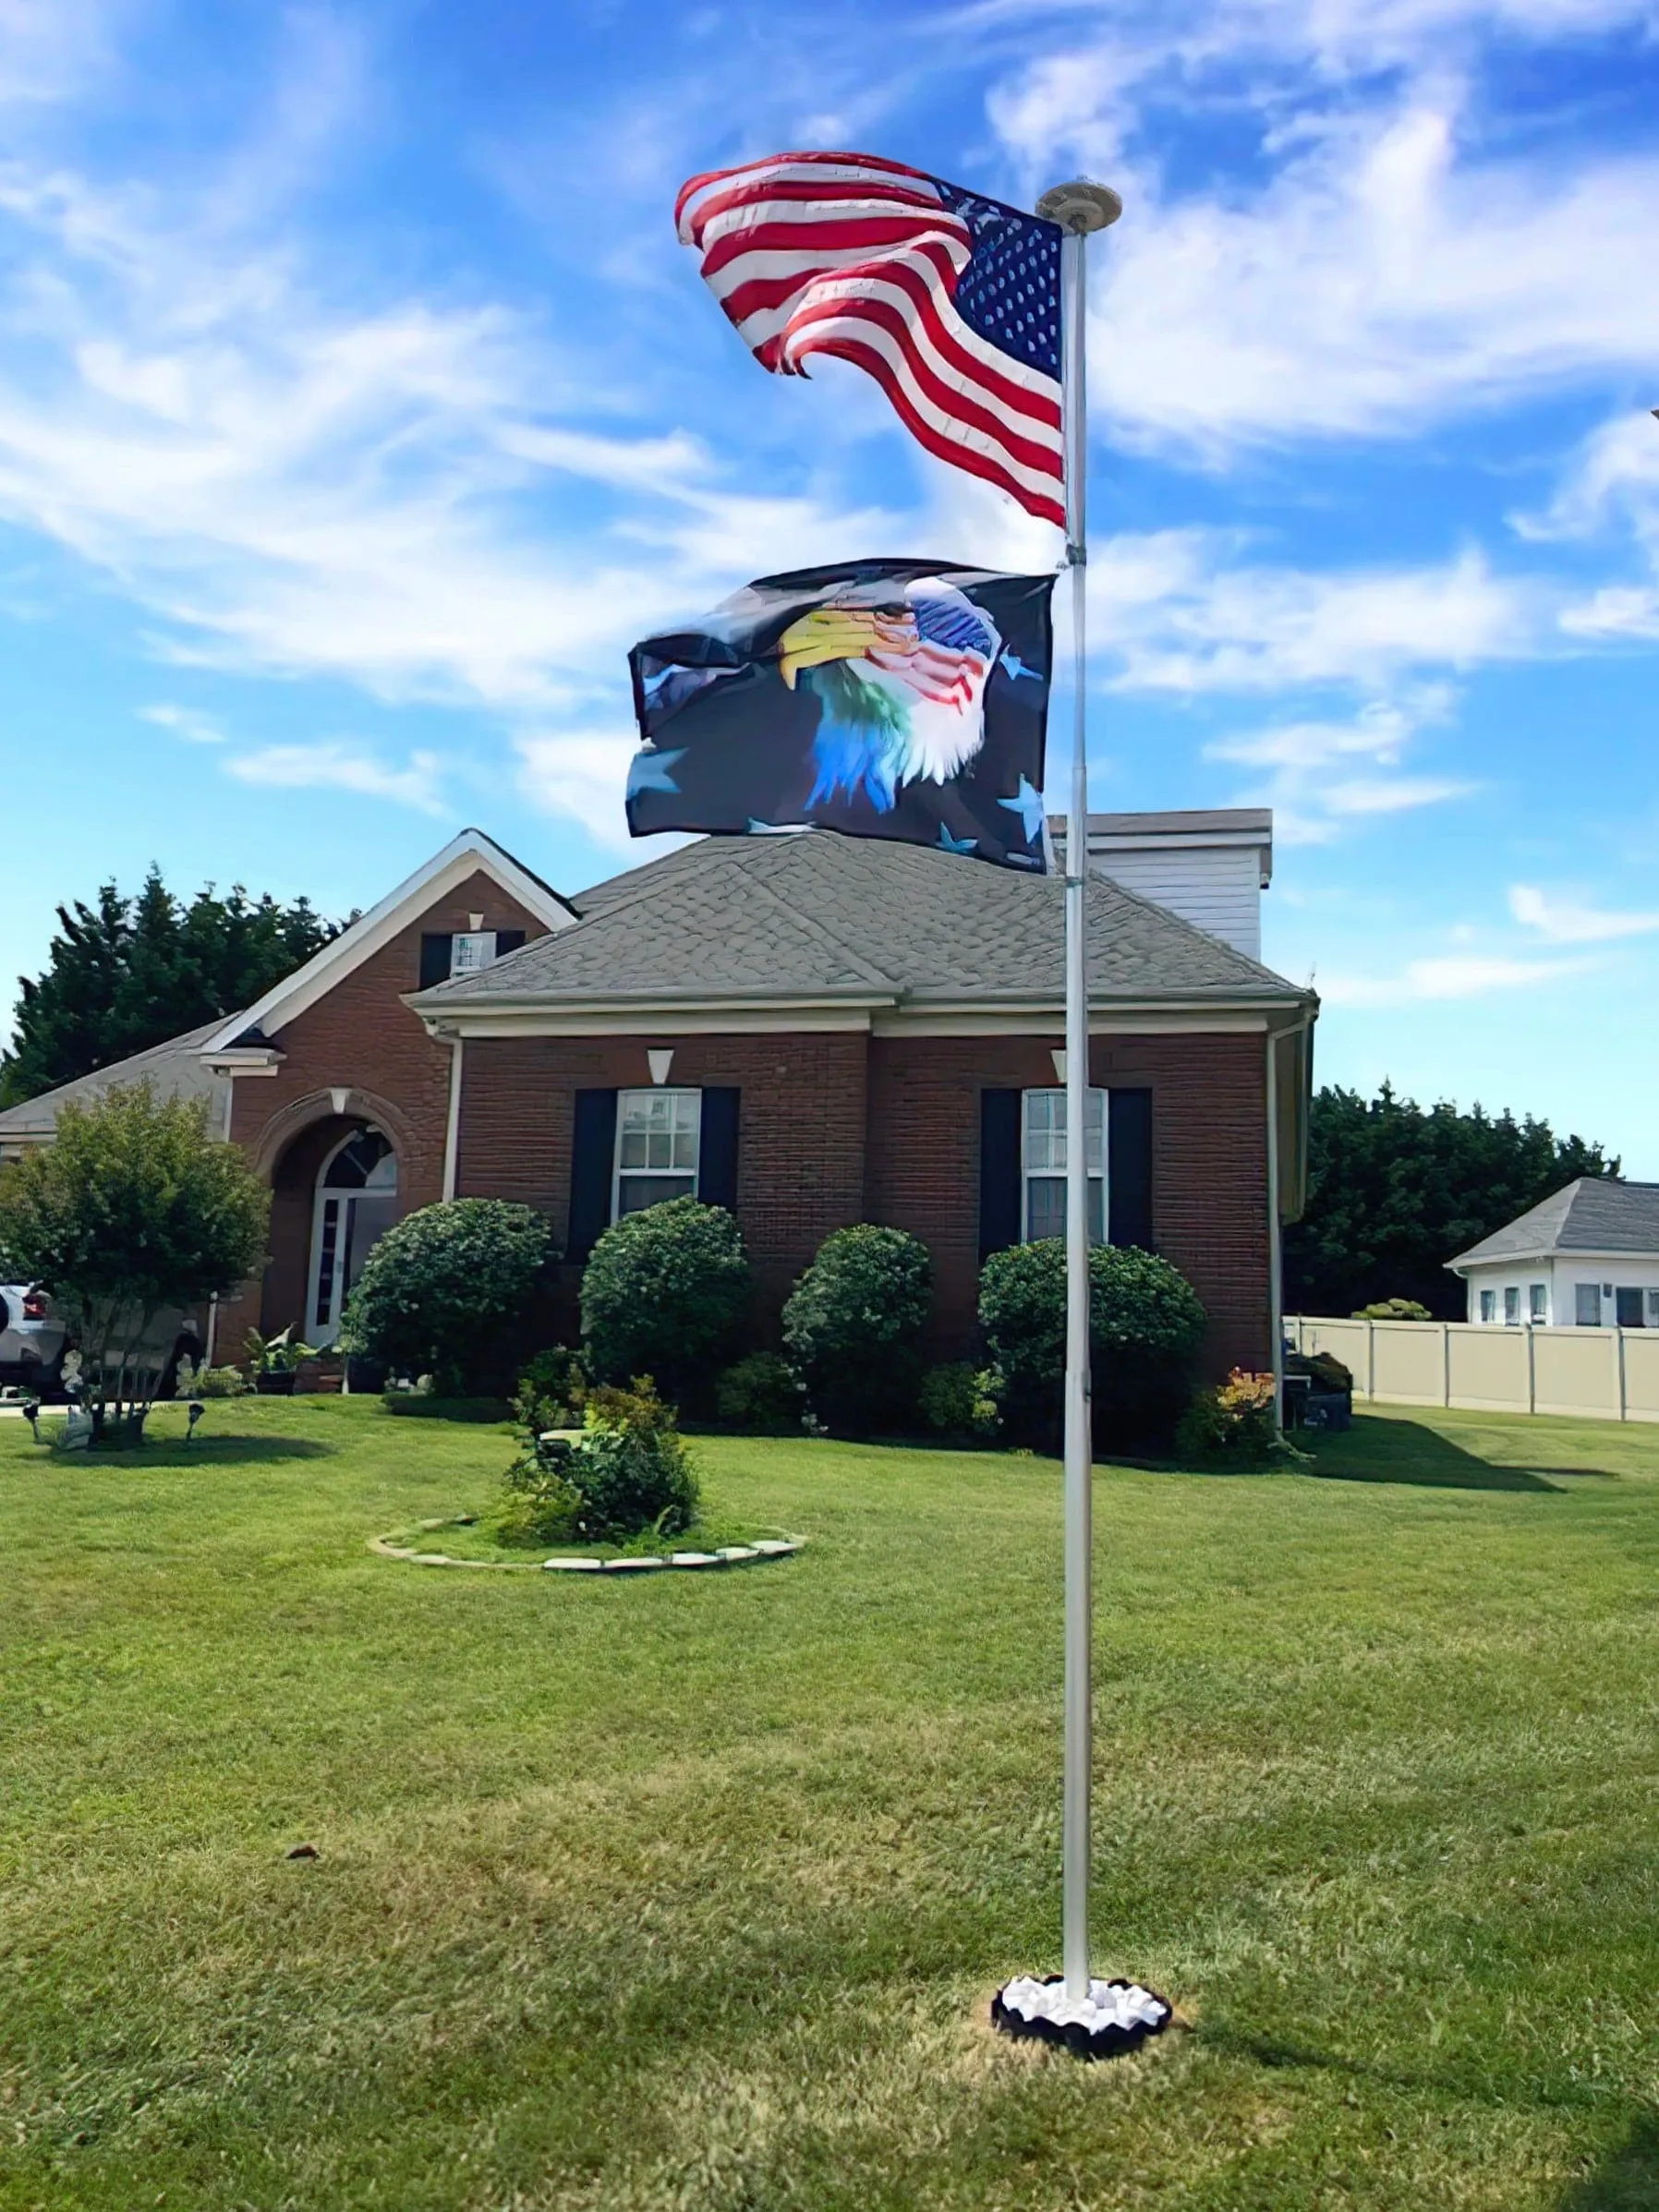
(177, 1361, 248, 1399)
(580, 1198, 750, 1404)
(716, 1352, 805, 1433)
(490, 1376, 699, 1548)
(570, 1380, 701, 1541)
(979, 1239, 1207, 1450)
(516, 1345, 588, 1428)
(782, 1225, 932, 1433)
(1177, 1368, 1280, 1467)
(1352, 1298, 1432, 1322)
(341, 1199, 553, 1397)
(917, 1361, 1000, 1441)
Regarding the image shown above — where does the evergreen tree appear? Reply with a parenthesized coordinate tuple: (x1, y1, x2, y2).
(0, 870, 345, 1106)
(1283, 1082, 1618, 1319)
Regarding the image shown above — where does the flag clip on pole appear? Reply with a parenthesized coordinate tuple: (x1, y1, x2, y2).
(992, 177, 1172, 2063)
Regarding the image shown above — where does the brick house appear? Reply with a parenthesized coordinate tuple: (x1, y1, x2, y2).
(0, 816, 1316, 1382)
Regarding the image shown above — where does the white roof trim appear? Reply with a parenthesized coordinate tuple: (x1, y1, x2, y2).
(200, 830, 575, 1055)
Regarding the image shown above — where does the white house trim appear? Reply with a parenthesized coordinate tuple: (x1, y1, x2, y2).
(200, 829, 576, 1056)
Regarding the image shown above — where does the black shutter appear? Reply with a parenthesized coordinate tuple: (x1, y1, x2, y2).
(567, 1089, 618, 1263)
(978, 1088, 1022, 1260)
(699, 1087, 740, 1212)
(1108, 1087, 1154, 1249)
(418, 932, 453, 989)
(494, 929, 526, 958)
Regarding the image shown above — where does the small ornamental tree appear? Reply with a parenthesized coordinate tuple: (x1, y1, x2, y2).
(782, 1224, 933, 1433)
(0, 1082, 269, 1437)
(580, 1197, 751, 1403)
(979, 1239, 1207, 1450)
(340, 1198, 553, 1396)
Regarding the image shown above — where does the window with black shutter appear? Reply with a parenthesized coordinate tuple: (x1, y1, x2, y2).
(418, 933, 453, 989)
(1107, 1087, 1154, 1250)
(567, 1089, 618, 1262)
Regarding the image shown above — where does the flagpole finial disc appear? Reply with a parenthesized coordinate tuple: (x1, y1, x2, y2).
(1036, 180, 1122, 234)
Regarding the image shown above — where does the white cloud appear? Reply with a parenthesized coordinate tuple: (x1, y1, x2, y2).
(1509, 882, 1659, 943)
(139, 701, 224, 744)
(987, 30, 1659, 457)
(1205, 694, 1472, 840)
(514, 728, 639, 851)
(1319, 949, 1599, 1006)
(223, 741, 445, 815)
(1098, 538, 1540, 692)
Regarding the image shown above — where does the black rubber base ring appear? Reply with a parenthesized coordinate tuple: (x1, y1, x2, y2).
(990, 1976, 1172, 2060)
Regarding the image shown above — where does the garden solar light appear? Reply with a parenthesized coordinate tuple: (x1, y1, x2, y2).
(23, 1397, 41, 1443)
(187, 1401, 204, 1443)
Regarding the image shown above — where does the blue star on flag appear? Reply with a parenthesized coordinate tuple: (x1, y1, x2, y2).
(625, 748, 685, 797)
(999, 776, 1047, 845)
(937, 824, 977, 855)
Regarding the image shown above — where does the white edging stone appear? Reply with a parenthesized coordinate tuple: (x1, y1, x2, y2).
(370, 1520, 803, 1577)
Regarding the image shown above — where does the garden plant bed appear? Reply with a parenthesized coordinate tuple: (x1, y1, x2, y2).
(372, 1513, 804, 1572)
(3, 1393, 1656, 2208)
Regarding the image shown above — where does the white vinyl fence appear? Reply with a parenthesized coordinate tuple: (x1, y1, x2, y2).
(1288, 1315, 1659, 1425)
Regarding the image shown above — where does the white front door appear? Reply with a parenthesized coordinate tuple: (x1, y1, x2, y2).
(308, 1130, 398, 1346)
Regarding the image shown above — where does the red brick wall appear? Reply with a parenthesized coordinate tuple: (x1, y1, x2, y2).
(453, 1024, 1270, 1378)
(218, 871, 549, 1346)
(455, 1033, 868, 1322)
(865, 1031, 1271, 1377)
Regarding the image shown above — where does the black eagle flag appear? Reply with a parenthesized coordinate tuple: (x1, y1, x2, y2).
(625, 560, 1056, 869)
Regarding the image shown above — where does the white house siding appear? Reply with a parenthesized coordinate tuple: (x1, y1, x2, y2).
(1086, 845, 1265, 960)
(1462, 1253, 1659, 1329)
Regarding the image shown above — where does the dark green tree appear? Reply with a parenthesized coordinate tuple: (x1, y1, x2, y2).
(0, 870, 345, 1105)
(1283, 1082, 1618, 1320)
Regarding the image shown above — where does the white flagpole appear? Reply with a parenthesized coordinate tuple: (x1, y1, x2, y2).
(1036, 176, 1121, 2003)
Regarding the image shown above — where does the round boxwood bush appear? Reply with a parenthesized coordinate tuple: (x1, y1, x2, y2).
(782, 1224, 932, 1433)
(979, 1239, 1206, 1450)
(341, 1198, 553, 1396)
(580, 1197, 751, 1402)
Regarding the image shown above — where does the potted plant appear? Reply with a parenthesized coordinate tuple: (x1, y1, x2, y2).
(245, 1325, 317, 1396)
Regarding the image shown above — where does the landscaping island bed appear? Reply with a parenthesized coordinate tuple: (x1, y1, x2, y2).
(372, 1513, 804, 1573)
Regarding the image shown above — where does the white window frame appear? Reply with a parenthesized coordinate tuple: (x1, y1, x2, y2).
(612, 1088, 701, 1222)
(1574, 1282, 1602, 1327)
(1021, 1087, 1107, 1246)
(1528, 1283, 1547, 1324)
(1479, 1288, 1496, 1324)
(1503, 1286, 1520, 1326)
(306, 1130, 398, 1346)
(1648, 1290, 1659, 1329)
(448, 930, 499, 975)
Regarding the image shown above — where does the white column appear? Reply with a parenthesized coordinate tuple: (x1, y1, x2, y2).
(442, 1036, 465, 1202)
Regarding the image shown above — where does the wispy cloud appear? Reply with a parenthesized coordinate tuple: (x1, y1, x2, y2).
(1319, 949, 1600, 1007)
(223, 741, 445, 815)
(1204, 695, 1473, 842)
(139, 701, 224, 744)
(1509, 882, 1659, 943)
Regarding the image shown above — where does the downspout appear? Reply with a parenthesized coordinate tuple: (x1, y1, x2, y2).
(442, 1035, 465, 1202)
(1266, 1028, 1284, 1426)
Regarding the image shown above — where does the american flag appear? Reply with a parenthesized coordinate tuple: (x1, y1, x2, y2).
(675, 151, 1065, 530)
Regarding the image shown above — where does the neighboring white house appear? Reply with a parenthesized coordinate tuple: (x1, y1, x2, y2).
(1047, 808, 1273, 960)
(1448, 1179, 1659, 1330)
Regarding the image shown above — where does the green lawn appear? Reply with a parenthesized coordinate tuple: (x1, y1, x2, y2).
(1, 1398, 1655, 2210)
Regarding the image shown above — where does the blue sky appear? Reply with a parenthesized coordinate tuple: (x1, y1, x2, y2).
(0, 0, 1654, 1167)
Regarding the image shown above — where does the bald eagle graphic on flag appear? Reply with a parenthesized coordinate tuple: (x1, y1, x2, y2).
(626, 560, 1055, 869)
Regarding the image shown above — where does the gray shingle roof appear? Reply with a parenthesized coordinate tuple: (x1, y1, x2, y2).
(416, 830, 1306, 1010)
(0, 1017, 233, 1144)
(1450, 1178, 1659, 1266)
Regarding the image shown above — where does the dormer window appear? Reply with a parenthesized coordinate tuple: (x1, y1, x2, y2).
(450, 932, 496, 974)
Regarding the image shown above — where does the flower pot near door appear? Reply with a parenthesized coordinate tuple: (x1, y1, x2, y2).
(255, 1371, 297, 1396)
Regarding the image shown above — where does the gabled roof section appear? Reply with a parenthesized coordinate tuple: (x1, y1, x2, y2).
(413, 829, 1311, 1015)
(201, 828, 576, 1054)
(0, 1017, 231, 1145)
(1449, 1178, 1659, 1267)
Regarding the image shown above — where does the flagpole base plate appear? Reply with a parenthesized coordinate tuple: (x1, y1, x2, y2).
(991, 1974, 1171, 2060)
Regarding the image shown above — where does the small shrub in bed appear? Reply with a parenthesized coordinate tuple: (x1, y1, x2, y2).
(917, 1361, 1000, 1441)
(516, 1345, 588, 1427)
(979, 1240, 1206, 1451)
(782, 1225, 932, 1434)
(716, 1352, 804, 1433)
(490, 1374, 699, 1548)
(1352, 1298, 1432, 1322)
(341, 1198, 553, 1397)
(580, 1198, 750, 1404)
(1177, 1369, 1280, 1467)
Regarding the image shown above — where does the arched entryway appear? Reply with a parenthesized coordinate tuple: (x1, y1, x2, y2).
(306, 1129, 399, 1346)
